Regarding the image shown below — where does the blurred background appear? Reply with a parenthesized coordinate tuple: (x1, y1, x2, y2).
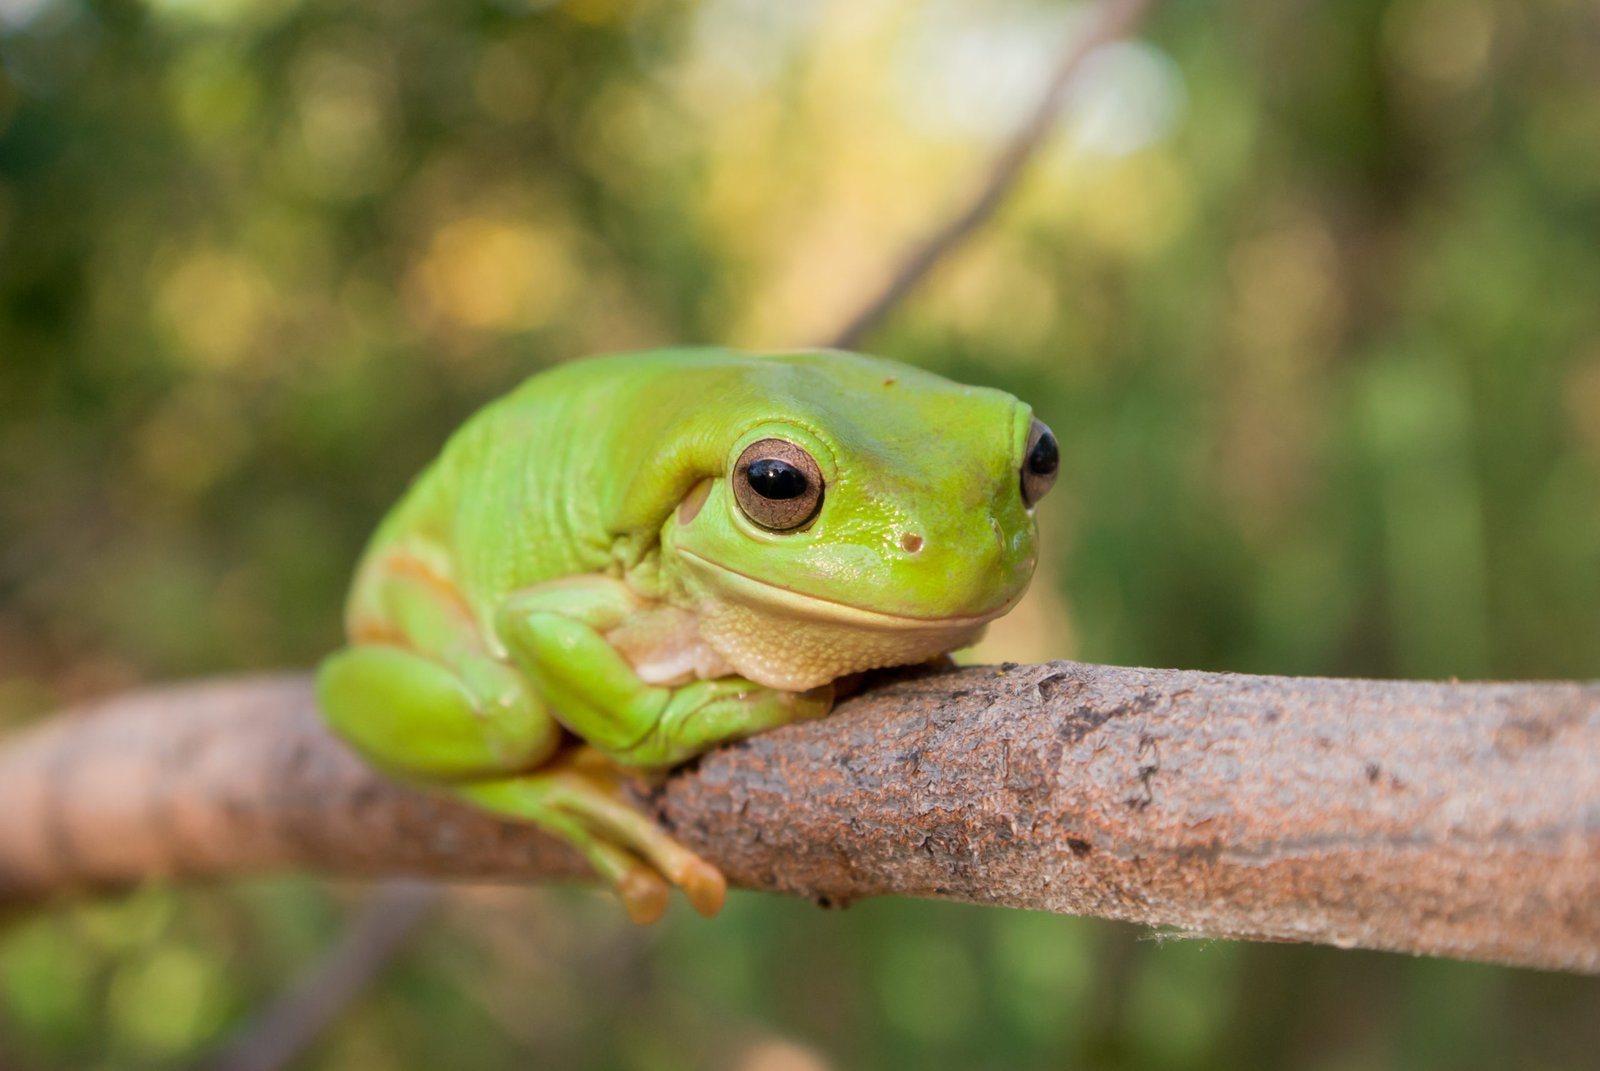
(3, 0, 1600, 1067)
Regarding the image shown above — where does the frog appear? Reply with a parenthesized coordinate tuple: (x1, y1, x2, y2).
(316, 348, 1058, 922)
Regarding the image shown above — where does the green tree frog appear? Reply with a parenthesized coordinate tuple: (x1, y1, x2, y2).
(317, 348, 1057, 922)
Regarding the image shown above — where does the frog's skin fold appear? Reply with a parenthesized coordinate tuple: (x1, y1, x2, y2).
(316, 348, 1054, 921)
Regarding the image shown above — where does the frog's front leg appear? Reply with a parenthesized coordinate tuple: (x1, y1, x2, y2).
(452, 576, 833, 919)
(320, 565, 722, 922)
(494, 576, 834, 766)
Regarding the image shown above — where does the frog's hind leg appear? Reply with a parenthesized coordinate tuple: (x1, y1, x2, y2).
(320, 645, 694, 919)
(318, 557, 722, 920)
(460, 752, 727, 923)
(321, 548, 559, 776)
(317, 643, 558, 779)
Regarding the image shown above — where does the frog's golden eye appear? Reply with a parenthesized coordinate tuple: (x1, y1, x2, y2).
(1021, 418, 1058, 507)
(733, 438, 824, 531)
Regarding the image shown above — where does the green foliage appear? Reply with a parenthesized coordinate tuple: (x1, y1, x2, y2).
(3, 0, 1599, 1067)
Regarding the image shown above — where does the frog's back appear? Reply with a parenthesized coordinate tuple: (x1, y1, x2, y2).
(343, 349, 760, 642)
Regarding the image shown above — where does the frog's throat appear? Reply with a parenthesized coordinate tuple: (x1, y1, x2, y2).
(671, 547, 1014, 692)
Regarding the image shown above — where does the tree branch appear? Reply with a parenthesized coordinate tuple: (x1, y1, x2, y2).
(3, 662, 1596, 974)
(826, 0, 1156, 350)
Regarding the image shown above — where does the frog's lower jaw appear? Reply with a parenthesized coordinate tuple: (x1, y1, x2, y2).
(672, 548, 1005, 692)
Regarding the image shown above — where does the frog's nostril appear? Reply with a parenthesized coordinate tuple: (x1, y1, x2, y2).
(900, 532, 924, 554)
(989, 516, 1004, 551)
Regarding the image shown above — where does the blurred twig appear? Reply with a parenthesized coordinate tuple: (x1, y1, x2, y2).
(196, 4, 1163, 1066)
(198, 875, 444, 1071)
(194, 880, 443, 1071)
(827, 0, 1156, 349)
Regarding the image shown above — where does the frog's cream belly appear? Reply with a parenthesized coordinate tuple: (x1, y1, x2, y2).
(606, 604, 734, 687)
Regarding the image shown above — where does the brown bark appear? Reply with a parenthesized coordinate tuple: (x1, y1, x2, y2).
(1, 662, 1596, 974)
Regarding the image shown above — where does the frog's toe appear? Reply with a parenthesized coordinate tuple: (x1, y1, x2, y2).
(617, 864, 672, 925)
(678, 858, 727, 918)
(459, 760, 726, 921)
(543, 767, 729, 919)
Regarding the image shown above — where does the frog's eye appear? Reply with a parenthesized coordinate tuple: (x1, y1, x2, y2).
(1021, 418, 1058, 507)
(733, 438, 824, 531)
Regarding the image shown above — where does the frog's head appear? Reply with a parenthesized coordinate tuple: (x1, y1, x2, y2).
(653, 351, 1056, 691)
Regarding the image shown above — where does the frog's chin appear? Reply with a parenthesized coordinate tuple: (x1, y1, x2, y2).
(671, 547, 1017, 692)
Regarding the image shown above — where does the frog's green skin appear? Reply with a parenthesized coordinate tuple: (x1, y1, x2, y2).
(317, 348, 1052, 921)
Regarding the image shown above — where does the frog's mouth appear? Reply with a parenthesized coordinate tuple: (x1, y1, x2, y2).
(673, 547, 1018, 629)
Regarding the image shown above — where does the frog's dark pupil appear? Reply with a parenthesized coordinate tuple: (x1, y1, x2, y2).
(1027, 431, 1059, 477)
(747, 458, 808, 500)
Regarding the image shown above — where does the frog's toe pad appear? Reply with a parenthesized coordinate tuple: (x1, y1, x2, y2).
(459, 760, 728, 922)
(618, 865, 672, 925)
(677, 858, 727, 917)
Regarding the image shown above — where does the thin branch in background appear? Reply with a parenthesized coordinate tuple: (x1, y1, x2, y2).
(196, 3, 1164, 1067)
(194, 876, 446, 1071)
(826, 0, 1156, 350)
(0, 1018, 43, 1071)
(193, 880, 443, 1071)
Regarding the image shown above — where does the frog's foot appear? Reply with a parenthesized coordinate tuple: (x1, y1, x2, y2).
(459, 752, 725, 923)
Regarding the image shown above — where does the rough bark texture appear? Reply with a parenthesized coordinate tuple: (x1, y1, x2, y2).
(1, 662, 1597, 974)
